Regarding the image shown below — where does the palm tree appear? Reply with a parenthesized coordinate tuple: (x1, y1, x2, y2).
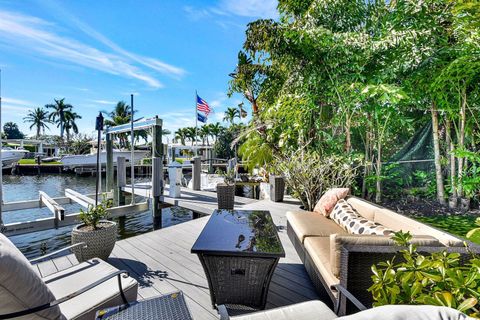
(209, 122, 223, 143)
(175, 128, 187, 145)
(223, 107, 240, 126)
(46, 98, 73, 139)
(200, 125, 211, 145)
(64, 111, 82, 142)
(104, 101, 132, 148)
(23, 107, 51, 138)
(184, 127, 197, 146)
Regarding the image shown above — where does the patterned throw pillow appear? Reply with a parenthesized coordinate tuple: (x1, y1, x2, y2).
(314, 188, 350, 216)
(330, 199, 360, 231)
(346, 216, 395, 236)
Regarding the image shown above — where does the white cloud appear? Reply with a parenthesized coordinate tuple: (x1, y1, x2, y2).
(2, 97, 33, 106)
(0, 9, 185, 89)
(185, 0, 278, 21)
(219, 0, 278, 19)
(89, 99, 116, 105)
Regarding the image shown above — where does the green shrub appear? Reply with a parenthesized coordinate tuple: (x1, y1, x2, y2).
(78, 198, 113, 230)
(369, 231, 480, 317)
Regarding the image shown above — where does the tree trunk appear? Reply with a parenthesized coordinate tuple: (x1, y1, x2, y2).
(375, 140, 382, 204)
(457, 87, 466, 197)
(345, 115, 352, 153)
(431, 102, 446, 204)
(36, 126, 41, 139)
(362, 127, 370, 198)
(446, 118, 457, 208)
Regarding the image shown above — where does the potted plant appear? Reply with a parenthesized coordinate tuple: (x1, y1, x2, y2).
(217, 168, 236, 210)
(71, 199, 116, 262)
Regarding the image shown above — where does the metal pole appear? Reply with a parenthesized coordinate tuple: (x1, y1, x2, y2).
(0, 69, 3, 226)
(130, 94, 135, 204)
(95, 112, 104, 207)
(195, 90, 198, 157)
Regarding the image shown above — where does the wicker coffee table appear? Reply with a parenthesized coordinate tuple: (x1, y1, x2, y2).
(95, 292, 192, 320)
(191, 210, 285, 310)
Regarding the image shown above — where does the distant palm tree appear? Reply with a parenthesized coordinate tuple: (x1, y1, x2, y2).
(200, 125, 211, 145)
(175, 128, 187, 145)
(23, 107, 51, 138)
(104, 101, 132, 148)
(209, 122, 223, 143)
(64, 111, 82, 142)
(223, 107, 240, 126)
(46, 98, 73, 139)
(184, 127, 197, 146)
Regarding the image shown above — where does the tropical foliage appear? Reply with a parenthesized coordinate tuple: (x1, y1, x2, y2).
(46, 98, 79, 141)
(3, 122, 24, 139)
(228, 0, 480, 206)
(370, 231, 480, 317)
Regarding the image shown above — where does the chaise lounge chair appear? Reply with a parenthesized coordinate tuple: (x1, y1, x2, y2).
(0, 233, 138, 320)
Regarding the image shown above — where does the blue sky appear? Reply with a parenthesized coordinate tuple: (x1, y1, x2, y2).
(0, 0, 278, 138)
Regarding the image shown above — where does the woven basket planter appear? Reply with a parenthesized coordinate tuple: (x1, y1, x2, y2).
(269, 175, 285, 202)
(217, 183, 235, 210)
(71, 220, 117, 262)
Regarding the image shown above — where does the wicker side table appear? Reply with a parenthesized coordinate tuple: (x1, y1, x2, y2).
(192, 210, 285, 310)
(95, 292, 192, 320)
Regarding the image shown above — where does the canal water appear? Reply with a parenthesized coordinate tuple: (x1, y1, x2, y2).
(2, 174, 195, 259)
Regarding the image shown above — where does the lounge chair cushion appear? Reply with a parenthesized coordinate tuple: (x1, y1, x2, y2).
(231, 300, 338, 320)
(337, 304, 472, 319)
(287, 211, 347, 244)
(329, 234, 442, 278)
(304, 237, 339, 288)
(314, 188, 350, 216)
(43, 258, 138, 320)
(0, 233, 65, 320)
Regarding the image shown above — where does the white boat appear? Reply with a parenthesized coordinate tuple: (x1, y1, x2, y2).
(2, 147, 28, 168)
(61, 150, 150, 169)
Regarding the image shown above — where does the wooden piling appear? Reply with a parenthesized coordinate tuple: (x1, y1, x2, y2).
(151, 117, 164, 223)
(106, 132, 114, 192)
(192, 156, 201, 190)
(116, 157, 126, 206)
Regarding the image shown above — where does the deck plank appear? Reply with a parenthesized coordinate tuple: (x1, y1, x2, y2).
(33, 193, 319, 319)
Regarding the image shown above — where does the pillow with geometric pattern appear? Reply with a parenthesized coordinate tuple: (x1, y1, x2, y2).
(345, 216, 395, 236)
(330, 199, 361, 232)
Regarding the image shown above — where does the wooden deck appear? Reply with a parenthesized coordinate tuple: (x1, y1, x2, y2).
(32, 196, 318, 319)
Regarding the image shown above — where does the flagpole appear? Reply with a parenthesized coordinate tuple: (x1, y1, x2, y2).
(195, 90, 198, 157)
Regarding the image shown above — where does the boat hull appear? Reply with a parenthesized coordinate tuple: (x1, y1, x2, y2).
(61, 150, 149, 169)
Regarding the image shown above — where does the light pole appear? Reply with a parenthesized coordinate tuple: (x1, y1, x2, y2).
(95, 112, 104, 207)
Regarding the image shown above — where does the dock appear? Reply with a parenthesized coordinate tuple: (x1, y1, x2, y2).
(32, 196, 319, 319)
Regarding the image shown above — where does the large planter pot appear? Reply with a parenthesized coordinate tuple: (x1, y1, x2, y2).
(269, 175, 285, 202)
(217, 183, 235, 210)
(71, 220, 117, 262)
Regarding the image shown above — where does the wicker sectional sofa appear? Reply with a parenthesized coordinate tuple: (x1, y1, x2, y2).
(287, 196, 470, 313)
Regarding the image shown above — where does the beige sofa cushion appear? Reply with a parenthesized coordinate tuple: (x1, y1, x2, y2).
(314, 188, 350, 216)
(304, 237, 339, 288)
(287, 211, 347, 243)
(345, 197, 383, 221)
(44, 259, 138, 320)
(374, 208, 464, 247)
(231, 300, 338, 320)
(329, 234, 443, 278)
(0, 233, 65, 320)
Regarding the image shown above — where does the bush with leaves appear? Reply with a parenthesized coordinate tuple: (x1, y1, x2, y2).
(369, 231, 480, 317)
(275, 151, 358, 211)
(78, 198, 113, 230)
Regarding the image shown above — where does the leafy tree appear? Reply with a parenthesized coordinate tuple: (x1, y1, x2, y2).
(23, 107, 51, 138)
(175, 128, 187, 145)
(3, 122, 24, 139)
(104, 101, 132, 148)
(46, 98, 73, 140)
(64, 111, 82, 142)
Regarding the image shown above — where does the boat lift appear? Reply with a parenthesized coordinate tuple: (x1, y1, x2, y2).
(0, 116, 165, 236)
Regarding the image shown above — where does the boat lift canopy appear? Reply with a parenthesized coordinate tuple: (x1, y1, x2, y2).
(105, 117, 162, 135)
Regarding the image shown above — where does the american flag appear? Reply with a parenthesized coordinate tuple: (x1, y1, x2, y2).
(196, 95, 211, 116)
